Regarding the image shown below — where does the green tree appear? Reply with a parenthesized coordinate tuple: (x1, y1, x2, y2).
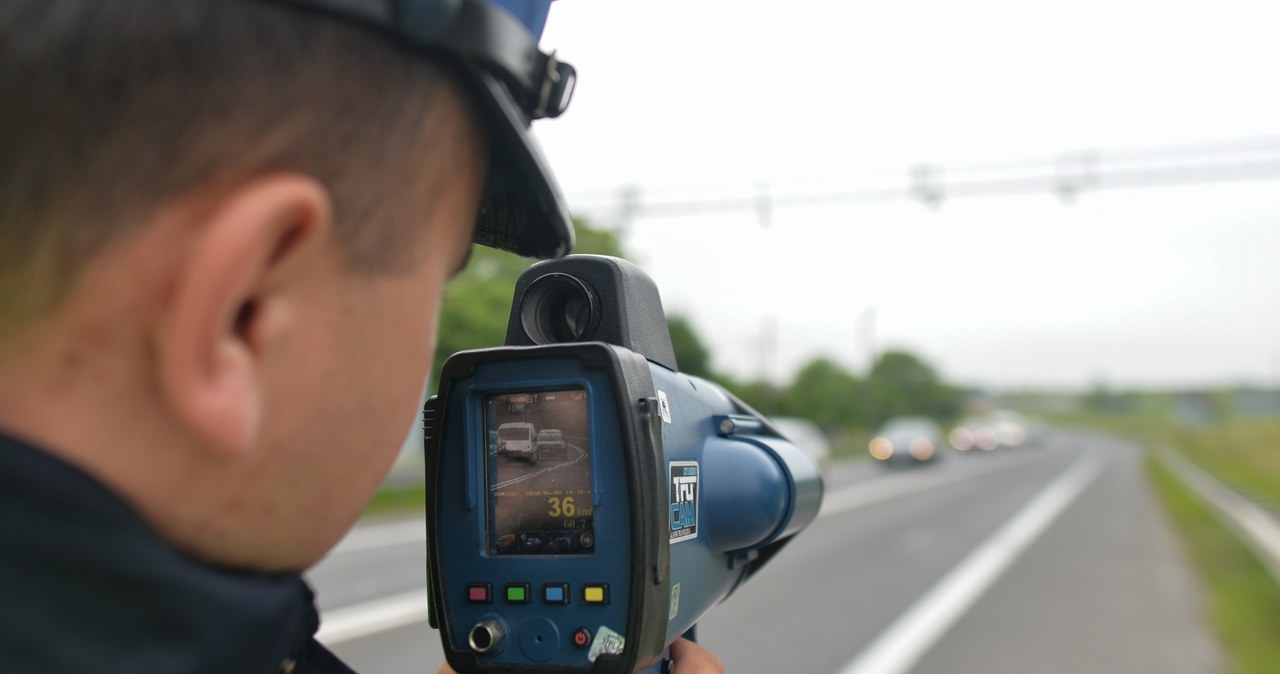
(717, 376, 784, 417)
(863, 350, 963, 427)
(667, 314, 712, 379)
(570, 219, 626, 258)
(1083, 380, 1137, 414)
(776, 357, 863, 431)
(433, 218, 627, 383)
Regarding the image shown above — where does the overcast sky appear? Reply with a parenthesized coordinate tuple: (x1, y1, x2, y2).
(530, 0, 1280, 390)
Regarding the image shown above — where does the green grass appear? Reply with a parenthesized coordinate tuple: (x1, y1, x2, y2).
(1050, 412, 1280, 505)
(825, 427, 873, 462)
(1051, 410, 1280, 672)
(1173, 417, 1280, 506)
(364, 484, 427, 515)
(1147, 454, 1280, 673)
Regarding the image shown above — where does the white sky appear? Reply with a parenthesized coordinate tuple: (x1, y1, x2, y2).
(531, 0, 1280, 390)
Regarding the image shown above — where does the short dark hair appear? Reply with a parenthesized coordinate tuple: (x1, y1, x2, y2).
(0, 0, 470, 332)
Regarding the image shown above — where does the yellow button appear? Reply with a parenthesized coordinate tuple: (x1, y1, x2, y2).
(583, 585, 607, 604)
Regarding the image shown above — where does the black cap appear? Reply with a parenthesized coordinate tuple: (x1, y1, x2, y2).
(263, 0, 576, 258)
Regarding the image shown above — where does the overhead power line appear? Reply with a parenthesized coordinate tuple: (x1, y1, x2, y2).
(568, 136, 1280, 229)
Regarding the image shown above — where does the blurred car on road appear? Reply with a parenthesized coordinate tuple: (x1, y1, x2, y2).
(949, 416, 1000, 452)
(772, 417, 831, 471)
(869, 416, 942, 466)
(991, 410, 1028, 448)
(950, 410, 1044, 451)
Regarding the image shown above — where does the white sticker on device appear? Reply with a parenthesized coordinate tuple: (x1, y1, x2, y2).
(656, 390, 672, 424)
(668, 461, 699, 543)
(588, 626, 626, 662)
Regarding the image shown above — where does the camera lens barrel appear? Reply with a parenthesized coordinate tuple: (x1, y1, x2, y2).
(518, 273, 600, 345)
(502, 255, 680, 372)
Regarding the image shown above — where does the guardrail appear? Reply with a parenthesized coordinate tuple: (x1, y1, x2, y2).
(1157, 448, 1280, 587)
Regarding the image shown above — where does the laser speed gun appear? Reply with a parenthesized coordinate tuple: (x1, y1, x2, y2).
(424, 255, 824, 673)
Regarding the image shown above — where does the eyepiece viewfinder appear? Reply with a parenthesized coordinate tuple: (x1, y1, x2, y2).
(518, 273, 598, 344)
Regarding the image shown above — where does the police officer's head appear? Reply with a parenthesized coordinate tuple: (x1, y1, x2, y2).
(0, 0, 573, 570)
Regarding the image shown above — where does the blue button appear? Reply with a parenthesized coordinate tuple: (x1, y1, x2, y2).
(543, 583, 569, 604)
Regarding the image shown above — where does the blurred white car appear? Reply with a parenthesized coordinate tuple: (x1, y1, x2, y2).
(950, 410, 1042, 451)
(991, 411, 1028, 448)
(496, 422, 538, 464)
(771, 417, 831, 471)
(869, 416, 942, 466)
(949, 417, 1000, 452)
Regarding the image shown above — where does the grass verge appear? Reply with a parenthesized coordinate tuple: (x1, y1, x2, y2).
(1050, 412, 1280, 504)
(1147, 453, 1280, 673)
(364, 484, 427, 515)
(829, 428, 872, 462)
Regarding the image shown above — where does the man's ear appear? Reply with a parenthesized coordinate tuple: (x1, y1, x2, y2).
(156, 174, 332, 457)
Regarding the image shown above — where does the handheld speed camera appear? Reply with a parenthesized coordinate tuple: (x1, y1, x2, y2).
(424, 255, 824, 673)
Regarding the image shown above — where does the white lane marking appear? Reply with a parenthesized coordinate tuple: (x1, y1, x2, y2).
(319, 454, 1073, 644)
(329, 520, 425, 556)
(492, 443, 588, 490)
(819, 455, 1039, 520)
(835, 454, 1106, 674)
(331, 444, 592, 556)
(317, 589, 430, 645)
(328, 453, 1042, 556)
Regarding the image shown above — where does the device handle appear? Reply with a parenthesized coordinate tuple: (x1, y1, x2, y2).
(634, 648, 670, 674)
(635, 626, 697, 674)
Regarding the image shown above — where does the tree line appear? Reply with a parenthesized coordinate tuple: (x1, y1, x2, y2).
(436, 220, 964, 434)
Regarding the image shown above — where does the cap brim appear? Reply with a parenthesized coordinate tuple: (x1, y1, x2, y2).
(464, 68, 574, 259)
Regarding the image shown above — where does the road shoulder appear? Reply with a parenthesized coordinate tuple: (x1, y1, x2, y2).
(914, 437, 1224, 674)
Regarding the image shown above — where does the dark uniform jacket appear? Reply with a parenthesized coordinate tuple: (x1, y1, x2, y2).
(0, 432, 356, 673)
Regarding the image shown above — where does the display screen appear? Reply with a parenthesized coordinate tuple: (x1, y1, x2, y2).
(484, 388, 595, 556)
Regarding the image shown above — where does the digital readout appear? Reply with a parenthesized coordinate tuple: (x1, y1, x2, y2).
(484, 389, 594, 556)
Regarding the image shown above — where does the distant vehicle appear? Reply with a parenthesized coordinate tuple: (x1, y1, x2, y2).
(950, 410, 1041, 451)
(949, 417, 1000, 452)
(771, 417, 831, 471)
(869, 416, 942, 466)
(496, 422, 538, 464)
(535, 428, 568, 460)
(991, 410, 1028, 448)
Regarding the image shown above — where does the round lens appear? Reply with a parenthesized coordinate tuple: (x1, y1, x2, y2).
(519, 273, 598, 344)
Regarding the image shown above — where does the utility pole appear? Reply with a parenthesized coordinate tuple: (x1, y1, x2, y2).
(758, 316, 778, 385)
(859, 307, 877, 374)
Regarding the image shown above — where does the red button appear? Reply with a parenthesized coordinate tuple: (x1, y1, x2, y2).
(467, 584, 491, 603)
(573, 628, 592, 648)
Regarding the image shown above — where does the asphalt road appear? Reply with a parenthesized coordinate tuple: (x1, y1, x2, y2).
(309, 430, 1224, 673)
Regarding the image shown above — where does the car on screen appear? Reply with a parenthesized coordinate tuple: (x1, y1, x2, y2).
(535, 428, 568, 460)
(496, 422, 538, 464)
(869, 416, 943, 466)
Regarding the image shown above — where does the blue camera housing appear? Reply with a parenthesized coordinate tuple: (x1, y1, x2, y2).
(427, 343, 671, 673)
(425, 256, 823, 673)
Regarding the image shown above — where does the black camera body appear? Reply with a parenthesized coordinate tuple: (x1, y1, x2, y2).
(424, 255, 823, 673)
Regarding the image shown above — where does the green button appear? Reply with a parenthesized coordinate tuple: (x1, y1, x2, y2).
(506, 585, 528, 603)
